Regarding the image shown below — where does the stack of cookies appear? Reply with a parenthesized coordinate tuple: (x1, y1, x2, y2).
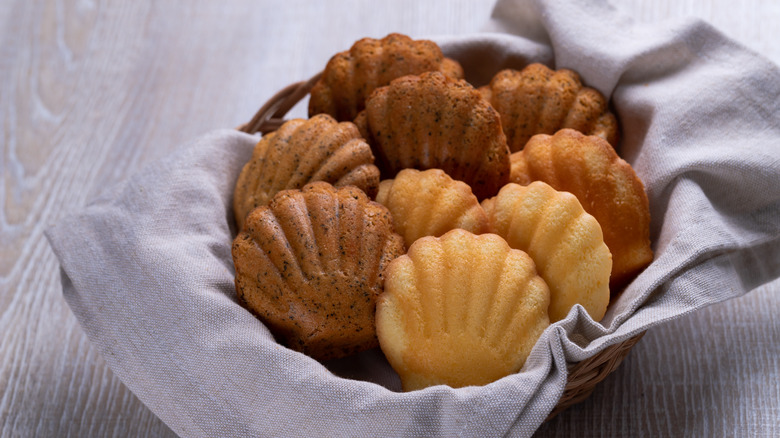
(231, 33, 653, 391)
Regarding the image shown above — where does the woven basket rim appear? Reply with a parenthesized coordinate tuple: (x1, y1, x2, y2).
(238, 74, 647, 422)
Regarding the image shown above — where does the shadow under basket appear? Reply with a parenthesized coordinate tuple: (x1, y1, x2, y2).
(238, 73, 647, 423)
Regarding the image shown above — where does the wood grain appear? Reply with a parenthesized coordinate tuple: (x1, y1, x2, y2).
(1, 1, 777, 437)
(536, 283, 779, 437)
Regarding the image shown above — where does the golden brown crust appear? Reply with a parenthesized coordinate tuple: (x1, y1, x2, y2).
(309, 33, 465, 122)
(360, 71, 510, 200)
(480, 64, 618, 152)
(232, 114, 379, 230)
(509, 129, 652, 290)
(232, 182, 405, 360)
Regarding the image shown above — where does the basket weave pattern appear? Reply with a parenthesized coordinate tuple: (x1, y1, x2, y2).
(239, 74, 646, 421)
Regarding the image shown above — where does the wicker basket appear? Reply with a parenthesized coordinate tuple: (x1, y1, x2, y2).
(238, 73, 646, 422)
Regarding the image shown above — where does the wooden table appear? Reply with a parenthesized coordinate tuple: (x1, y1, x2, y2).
(2, 1, 778, 436)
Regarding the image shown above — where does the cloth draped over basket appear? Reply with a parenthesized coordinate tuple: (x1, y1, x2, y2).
(45, 0, 780, 436)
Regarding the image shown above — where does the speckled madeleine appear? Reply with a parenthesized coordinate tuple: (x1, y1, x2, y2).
(232, 182, 405, 360)
(356, 71, 510, 200)
(376, 229, 550, 391)
(309, 33, 464, 122)
(479, 64, 618, 152)
(510, 129, 653, 290)
(375, 168, 490, 248)
(482, 182, 611, 322)
(232, 114, 379, 230)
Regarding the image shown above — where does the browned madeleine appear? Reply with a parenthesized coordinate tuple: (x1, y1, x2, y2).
(233, 114, 379, 230)
(480, 64, 618, 152)
(232, 182, 405, 360)
(309, 33, 464, 122)
(355, 71, 510, 200)
(510, 129, 652, 290)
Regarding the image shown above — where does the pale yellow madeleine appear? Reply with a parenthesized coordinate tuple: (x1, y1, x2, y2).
(375, 168, 490, 248)
(483, 181, 611, 322)
(376, 229, 550, 391)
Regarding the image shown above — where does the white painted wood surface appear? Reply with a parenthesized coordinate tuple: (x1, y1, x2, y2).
(1, 1, 777, 436)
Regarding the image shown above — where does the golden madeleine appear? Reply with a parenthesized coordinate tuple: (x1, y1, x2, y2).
(376, 229, 550, 391)
(309, 33, 464, 122)
(510, 129, 653, 290)
(480, 64, 618, 152)
(483, 182, 611, 322)
(233, 114, 379, 230)
(375, 168, 490, 248)
(232, 182, 404, 360)
(356, 71, 510, 200)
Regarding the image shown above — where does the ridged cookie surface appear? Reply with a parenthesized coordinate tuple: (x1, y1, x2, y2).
(356, 71, 510, 200)
(309, 33, 464, 122)
(510, 129, 652, 290)
(376, 229, 550, 391)
(480, 64, 618, 152)
(232, 182, 404, 360)
(375, 169, 490, 248)
(483, 182, 611, 322)
(233, 114, 379, 230)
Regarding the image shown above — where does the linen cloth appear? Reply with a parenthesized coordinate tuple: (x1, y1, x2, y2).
(46, 0, 780, 436)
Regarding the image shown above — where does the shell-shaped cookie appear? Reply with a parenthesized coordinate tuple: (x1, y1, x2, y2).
(482, 182, 611, 322)
(233, 114, 379, 230)
(309, 33, 465, 122)
(376, 229, 550, 391)
(356, 71, 510, 200)
(232, 182, 405, 360)
(479, 64, 618, 152)
(375, 168, 490, 248)
(510, 129, 653, 290)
